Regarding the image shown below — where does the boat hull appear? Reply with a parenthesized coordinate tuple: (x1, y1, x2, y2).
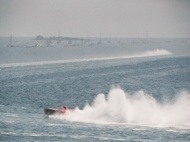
(44, 108, 65, 115)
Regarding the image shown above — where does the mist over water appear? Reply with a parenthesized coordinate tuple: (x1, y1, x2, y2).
(51, 88, 190, 129)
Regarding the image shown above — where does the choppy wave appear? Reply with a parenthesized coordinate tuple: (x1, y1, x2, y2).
(51, 88, 190, 129)
(0, 49, 171, 68)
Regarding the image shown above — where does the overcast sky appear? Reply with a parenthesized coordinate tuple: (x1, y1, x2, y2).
(0, 0, 190, 38)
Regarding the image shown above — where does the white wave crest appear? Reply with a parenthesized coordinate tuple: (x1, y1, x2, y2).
(51, 88, 190, 129)
(0, 49, 171, 68)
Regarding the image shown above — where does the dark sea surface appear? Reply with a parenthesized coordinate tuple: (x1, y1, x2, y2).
(0, 38, 190, 141)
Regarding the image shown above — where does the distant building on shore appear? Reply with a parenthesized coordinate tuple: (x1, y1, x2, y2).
(34, 35, 84, 47)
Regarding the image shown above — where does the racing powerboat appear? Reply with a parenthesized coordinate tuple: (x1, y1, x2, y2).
(44, 106, 69, 115)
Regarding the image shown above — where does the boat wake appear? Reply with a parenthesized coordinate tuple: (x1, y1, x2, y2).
(0, 49, 171, 68)
(50, 87, 190, 129)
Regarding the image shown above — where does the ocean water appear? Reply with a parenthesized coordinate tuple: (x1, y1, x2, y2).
(0, 38, 190, 141)
(0, 55, 190, 142)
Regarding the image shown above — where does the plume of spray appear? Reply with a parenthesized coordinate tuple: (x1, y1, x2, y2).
(142, 49, 172, 57)
(50, 87, 190, 129)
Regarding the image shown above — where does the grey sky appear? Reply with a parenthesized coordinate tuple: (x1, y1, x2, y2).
(0, 0, 190, 38)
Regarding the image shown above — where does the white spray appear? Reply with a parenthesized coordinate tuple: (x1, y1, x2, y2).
(51, 88, 190, 129)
